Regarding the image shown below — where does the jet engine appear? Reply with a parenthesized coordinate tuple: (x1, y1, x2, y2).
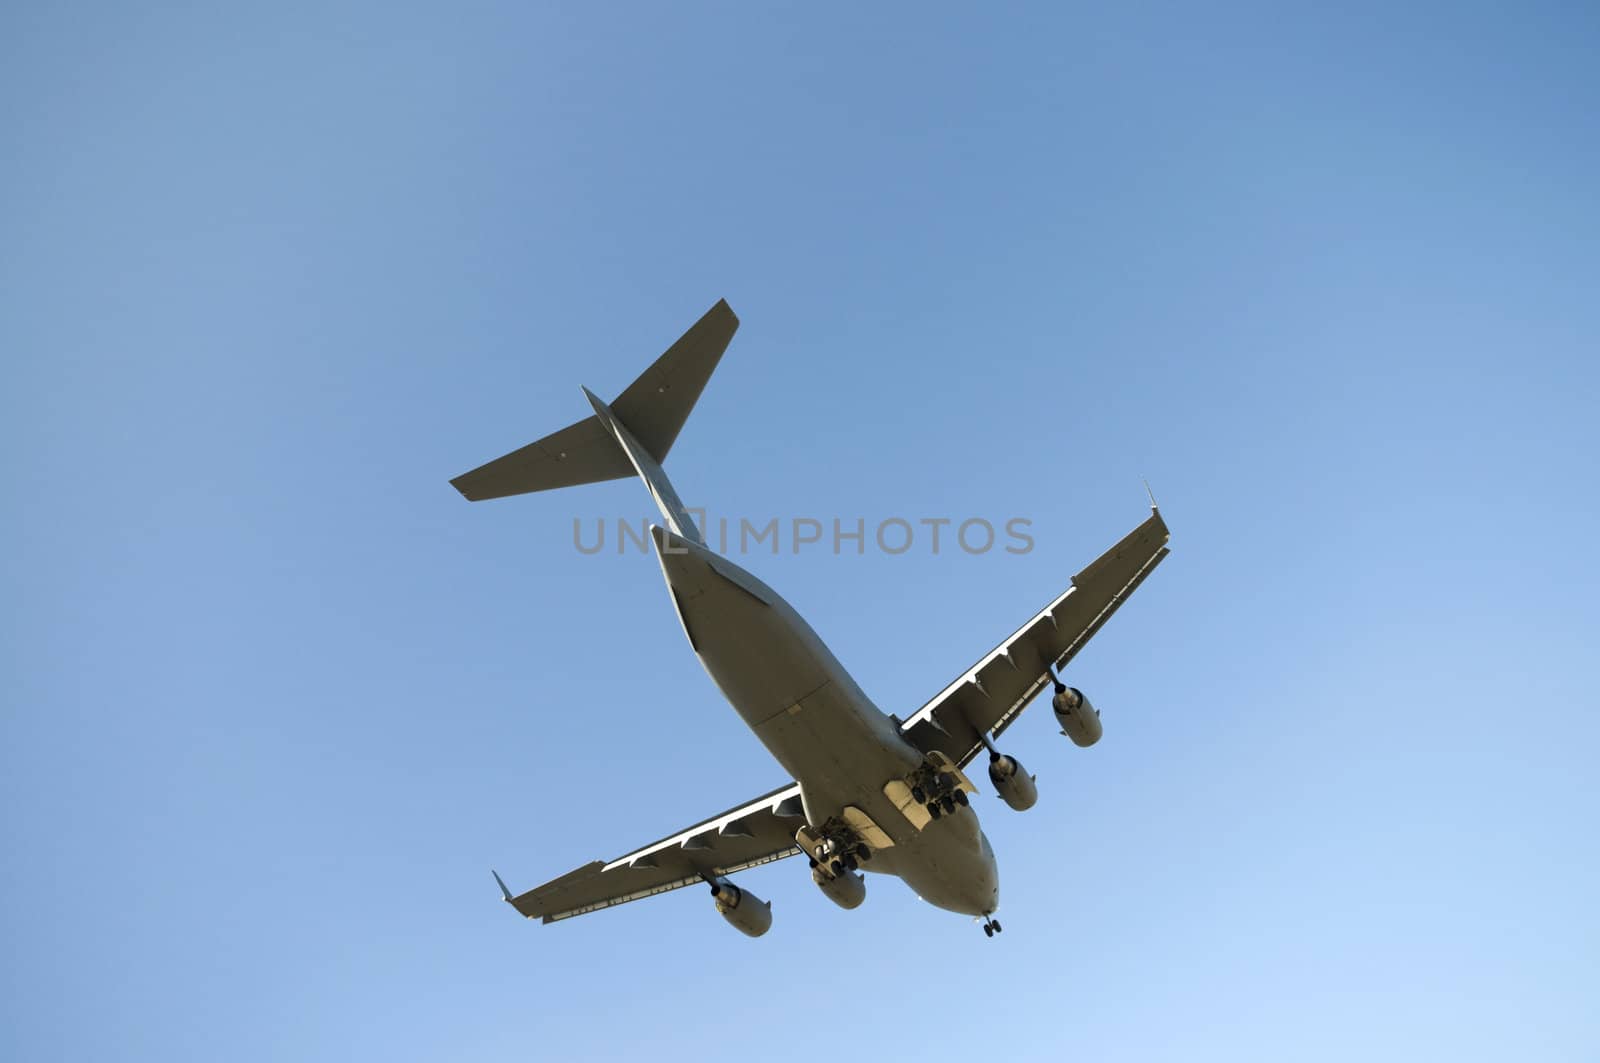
(987, 753, 1038, 811)
(1052, 685, 1102, 747)
(812, 865, 866, 909)
(710, 879, 772, 937)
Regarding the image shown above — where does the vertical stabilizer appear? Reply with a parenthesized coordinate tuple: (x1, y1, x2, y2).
(582, 387, 704, 544)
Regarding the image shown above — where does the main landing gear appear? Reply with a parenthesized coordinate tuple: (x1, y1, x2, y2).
(911, 770, 969, 820)
(981, 916, 1003, 938)
(807, 843, 871, 877)
(800, 824, 873, 877)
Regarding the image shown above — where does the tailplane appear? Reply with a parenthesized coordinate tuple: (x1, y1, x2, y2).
(449, 299, 738, 543)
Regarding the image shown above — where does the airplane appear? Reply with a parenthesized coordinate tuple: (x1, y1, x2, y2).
(453, 300, 1171, 938)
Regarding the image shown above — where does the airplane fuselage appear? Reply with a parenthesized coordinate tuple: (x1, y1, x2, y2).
(651, 525, 1000, 917)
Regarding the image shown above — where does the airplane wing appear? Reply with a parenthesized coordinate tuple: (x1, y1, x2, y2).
(899, 508, 1171, 769)
(498, 782, 805, 924)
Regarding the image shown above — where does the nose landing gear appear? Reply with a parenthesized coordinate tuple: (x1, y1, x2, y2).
(981, 916, 1003, 938)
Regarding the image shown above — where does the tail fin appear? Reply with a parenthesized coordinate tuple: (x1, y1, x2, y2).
(450, 300, 738, 541)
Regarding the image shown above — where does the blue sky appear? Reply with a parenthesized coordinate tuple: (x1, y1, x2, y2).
(4, 2, 1597, 1059)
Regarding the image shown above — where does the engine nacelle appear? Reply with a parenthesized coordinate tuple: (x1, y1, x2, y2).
(1052, 686, 1102, 747)
(812, 865, 866, 909)
(987, 754, 1038, 811)
(710, 880, 772, 937)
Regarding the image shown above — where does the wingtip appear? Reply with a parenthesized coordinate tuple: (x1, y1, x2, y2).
(492, 869, 513, 902)
(1142, 478, 1160, 514)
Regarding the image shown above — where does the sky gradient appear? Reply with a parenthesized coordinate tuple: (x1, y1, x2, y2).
(4, 3, 1598, 1060)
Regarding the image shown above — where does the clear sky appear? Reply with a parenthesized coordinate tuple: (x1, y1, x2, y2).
(4, 3, 1597, 1060)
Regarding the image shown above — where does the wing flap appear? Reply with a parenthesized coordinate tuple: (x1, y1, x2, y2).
(902, 508, 1171, 766)
(503, 782, 803, 924)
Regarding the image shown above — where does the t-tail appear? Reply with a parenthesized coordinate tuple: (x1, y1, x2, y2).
(449, 299, 738, 545)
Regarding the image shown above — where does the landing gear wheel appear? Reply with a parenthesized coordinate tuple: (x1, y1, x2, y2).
(953, 789, 969, 807)
(911, 786, 927, 804)
(829, 860, 843, 876)
(842, 853, 858, 872)
(928, 802, 943, 820)
(984, 923, 994, 938)
(992, 920, 1002, 934)
(941, 794, 956, 814)
(856, 848, 871, 863)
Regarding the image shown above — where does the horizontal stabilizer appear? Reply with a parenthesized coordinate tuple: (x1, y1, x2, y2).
(450, 299, 738, 502)
(610, 299, 737, 462)
(451, 414, 633, 501)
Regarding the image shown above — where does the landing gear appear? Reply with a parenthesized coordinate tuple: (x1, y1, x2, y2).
(981, 916, 1002, 937)
(800, 821, 874, 878)
(911, 763, 970, 822)
(892, 752, 983, 829)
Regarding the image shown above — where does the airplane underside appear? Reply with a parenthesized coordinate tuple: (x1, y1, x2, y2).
(651, 523, 1002, 919)
(452, 299, 1170, 940)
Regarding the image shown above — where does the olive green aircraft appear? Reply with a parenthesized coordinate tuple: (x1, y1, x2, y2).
(454, 300, 1170, 938)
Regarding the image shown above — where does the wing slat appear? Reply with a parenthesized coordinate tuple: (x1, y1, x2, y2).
(504, 782, 803, 924)
(901, 509, 1171, 767)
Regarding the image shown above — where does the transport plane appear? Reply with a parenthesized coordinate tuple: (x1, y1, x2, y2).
(453, 300, 1171, 937)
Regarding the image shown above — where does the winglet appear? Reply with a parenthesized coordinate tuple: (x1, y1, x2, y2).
(492, 869, 513, 902)
(1142, 478, 1160, 513)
